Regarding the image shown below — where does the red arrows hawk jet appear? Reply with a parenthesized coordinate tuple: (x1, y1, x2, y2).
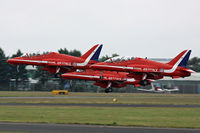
(7, 44, 103, 74)
(91, 50, 194, 86)
(61, 69, 144, 93)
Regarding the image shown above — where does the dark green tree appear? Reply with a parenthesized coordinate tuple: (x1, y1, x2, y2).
(99, 55, 109, 62)
(0, 48, 9, 83)
(33, 66, 54, 90)
(58, 48, 69, 55)
(69, 49, 81, 57)
(8, 50, 28, 90)
(58, 48, 81, 57)
(188, 57, 200, 72)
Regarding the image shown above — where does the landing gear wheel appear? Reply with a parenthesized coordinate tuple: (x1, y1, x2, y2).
(139, 80, 149, 86)
(55, 73, 61, 78)
(105, 88, 112, 93)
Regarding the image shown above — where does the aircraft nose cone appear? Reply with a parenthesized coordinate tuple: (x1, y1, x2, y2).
(7, 58, 14, 64)
(7, 57, 22, 65)
(61, 73, 67, 77)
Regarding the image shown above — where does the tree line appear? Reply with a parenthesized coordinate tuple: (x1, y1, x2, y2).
(0, 47, 200, 91)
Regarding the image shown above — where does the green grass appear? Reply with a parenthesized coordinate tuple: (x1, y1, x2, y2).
(0, 92, 200, 128)
(0, 91, 53, 97)
(0, 132, 25, 133)
(0, 106, 200, 128)
(0, 91, 200, 105)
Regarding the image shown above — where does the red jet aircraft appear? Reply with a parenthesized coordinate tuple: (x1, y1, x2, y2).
(90, 50, 194, 86)
(61, 69, 144, 93)
(8, 44, 103, 74)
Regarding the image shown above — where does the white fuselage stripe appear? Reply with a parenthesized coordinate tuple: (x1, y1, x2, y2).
(93, 65, 134, 70)
(63, 74, 100, 79)
(9, 59, 48, 64)
(126, 78, 136, 82)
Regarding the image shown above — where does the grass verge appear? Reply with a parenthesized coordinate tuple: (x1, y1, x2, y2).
(0, 92, 200, 105)
(0, 132, 25, 133)
(0, 106, 200, 128)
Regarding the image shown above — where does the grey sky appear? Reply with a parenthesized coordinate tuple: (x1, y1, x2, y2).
(0, 0, 200, 58)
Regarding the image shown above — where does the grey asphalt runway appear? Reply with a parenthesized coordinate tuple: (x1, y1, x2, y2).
(0, 103, 200, 108)
(0, 123, 199, 133)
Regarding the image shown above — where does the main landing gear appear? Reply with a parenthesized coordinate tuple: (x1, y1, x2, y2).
(105, 87, 113, 93)
(105, 82, 112, 93)
(139, 80, 149, 86)
(54, 73, 61, 78)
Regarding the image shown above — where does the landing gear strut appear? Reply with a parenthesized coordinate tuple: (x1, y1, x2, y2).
(105, 82, 112, 93)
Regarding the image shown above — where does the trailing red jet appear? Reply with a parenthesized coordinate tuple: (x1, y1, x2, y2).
(90, 50, 194, 86)
(61, 69, 145, 93)
(7, 44, 103, 74)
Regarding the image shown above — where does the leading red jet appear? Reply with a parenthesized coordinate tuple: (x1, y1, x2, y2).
(90, 50, 194, 86)
(7, 44, 103, 75)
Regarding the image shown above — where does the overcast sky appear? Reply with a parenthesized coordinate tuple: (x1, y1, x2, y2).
(0, 0, 200, 58)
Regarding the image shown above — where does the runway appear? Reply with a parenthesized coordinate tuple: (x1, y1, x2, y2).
(0, 103, 200, 108)
(0, 96, 110, 99)
(0, 122, 199, 133)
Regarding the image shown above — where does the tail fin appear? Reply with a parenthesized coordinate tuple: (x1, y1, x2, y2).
(167, 50, 191, 68)
(90, 44, 103, 61)
(81, 44, 103, 61)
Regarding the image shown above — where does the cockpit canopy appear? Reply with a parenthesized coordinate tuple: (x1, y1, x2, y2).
(105, 56, 135, 63)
